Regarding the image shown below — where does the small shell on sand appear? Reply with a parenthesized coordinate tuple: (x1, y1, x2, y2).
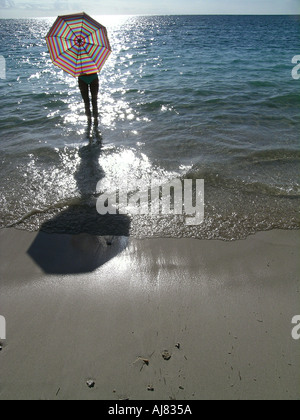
(162, 350, 172, 361)
(86, 380, 95, 388)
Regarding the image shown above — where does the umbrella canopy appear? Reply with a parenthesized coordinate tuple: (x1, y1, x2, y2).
(45, 12, 111, 78)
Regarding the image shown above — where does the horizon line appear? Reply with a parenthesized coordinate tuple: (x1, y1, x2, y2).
(1, 13, 299, 19)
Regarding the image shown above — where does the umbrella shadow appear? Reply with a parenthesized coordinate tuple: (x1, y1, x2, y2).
(27, 126, 131, 275)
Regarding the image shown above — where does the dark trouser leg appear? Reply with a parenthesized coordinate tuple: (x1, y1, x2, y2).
(90, 77, 99, 120)
(78, 79, 91, 118)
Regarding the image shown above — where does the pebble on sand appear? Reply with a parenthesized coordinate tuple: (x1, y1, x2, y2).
(162, 350, 172, 361)
(86, 380, 95, 388)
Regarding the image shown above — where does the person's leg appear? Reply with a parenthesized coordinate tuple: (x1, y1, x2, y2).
(78, 78, 92, 121)
(90, 76, 99, 124)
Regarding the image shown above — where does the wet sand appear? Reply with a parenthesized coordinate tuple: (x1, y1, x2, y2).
(0, 228, 299, 400)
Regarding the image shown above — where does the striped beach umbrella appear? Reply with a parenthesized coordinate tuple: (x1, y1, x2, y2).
(45, 12, 111, 78)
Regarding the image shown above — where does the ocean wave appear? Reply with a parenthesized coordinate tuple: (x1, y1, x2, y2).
(186, 155, 300, 198)
(247, 80, 277, 88)
(258, 93, 300, 108)
(240, 148, 300, 164)
(138, 100, 170, 112)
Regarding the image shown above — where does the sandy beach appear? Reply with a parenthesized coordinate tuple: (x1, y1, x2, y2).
(0, 227, 299, 400)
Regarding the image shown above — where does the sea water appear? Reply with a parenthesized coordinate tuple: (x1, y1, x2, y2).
(0, 15, 299, 240)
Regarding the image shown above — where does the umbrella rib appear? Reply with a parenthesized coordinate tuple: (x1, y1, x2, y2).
(77, 43, 100, 76)
(47, 36, 72, 56)
(52, 45, 81, 76)
(51, 44, 109, 77)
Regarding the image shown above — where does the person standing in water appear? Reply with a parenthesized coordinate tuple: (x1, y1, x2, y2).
(78, 73, 99, 126)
